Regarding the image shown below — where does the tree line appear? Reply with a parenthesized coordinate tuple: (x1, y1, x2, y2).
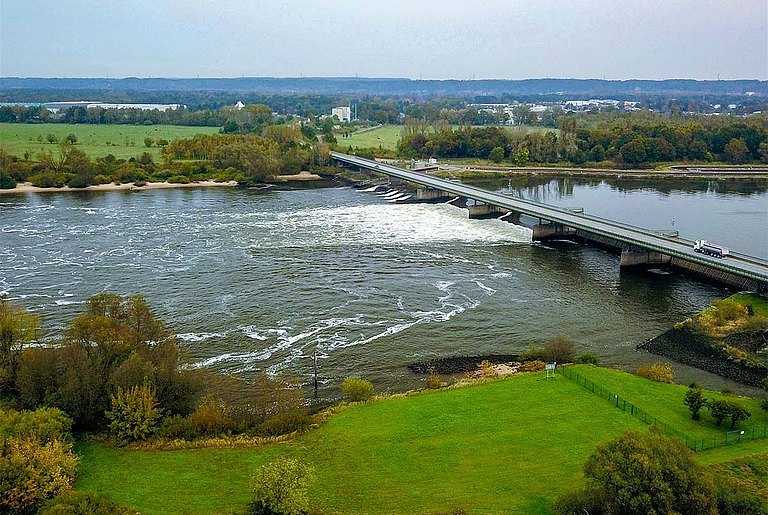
(396, 118, 768, 166)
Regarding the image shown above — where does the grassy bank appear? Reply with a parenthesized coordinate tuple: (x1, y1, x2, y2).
(0, 123, 219, 160)
(75, 366, 768, 514)
(77, 372, 644, 514)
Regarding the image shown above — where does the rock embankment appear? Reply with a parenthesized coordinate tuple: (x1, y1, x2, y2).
(408, 354, 520, 374)
(639, 328, 767, 387)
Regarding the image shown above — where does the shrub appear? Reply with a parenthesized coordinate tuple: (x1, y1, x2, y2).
(477, 359, 496, 377)
(519, 344, 546, 362)
(519, 360, 546, 372)
(636, 362, 674, 383)
(190, 394, 233, 436)
(29, 172, 66, 188)
(105, 384, 163, 442)
(0, 407, 79, 514)
(167, 175, 190, 184)
(341, 376, 374, 402)
(553, 487, 601, 515)
(543, 337, 576, 363)
(157, 414, 196, 440)
(92, 174, 111, 185)
(715, 479, 768, 515)
(582, 427, 717, 515)
(0, 171, 16, 189)
(576, 353, 600, 365)
(66, 175, 91, 188)
(250, 457, 314, 515)
(426, 372, 444, 389)
(39, 491, 135, 514)
(257, 410, 312, 437)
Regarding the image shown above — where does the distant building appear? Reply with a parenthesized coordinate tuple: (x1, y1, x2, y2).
(234, 101, 245, 110)
(332, 106, 351, 122)
(43, 101, 184, 112)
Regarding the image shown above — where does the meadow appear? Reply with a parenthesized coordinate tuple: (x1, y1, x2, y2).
(0, 123, 220, 160)
(337, 124, 558, 152)
(75, 365, 767, 514)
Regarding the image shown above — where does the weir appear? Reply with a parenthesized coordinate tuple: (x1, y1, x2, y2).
(335, 152, 768, 293)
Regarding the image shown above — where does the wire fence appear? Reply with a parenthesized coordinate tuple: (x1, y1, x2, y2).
(557, 365, 768, 451)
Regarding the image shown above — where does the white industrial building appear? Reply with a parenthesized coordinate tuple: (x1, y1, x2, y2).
(331, 106, 351, 122)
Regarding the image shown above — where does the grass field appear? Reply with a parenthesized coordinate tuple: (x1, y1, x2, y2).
(337, 124, 403, 150)
(566, 365, 768, 441)
(336, 124, 558, 152)
(74, 367, 768, 514)
(0, 123, 219, 160)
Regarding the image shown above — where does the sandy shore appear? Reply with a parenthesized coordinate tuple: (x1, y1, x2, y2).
(0, 180, 239, 195)
(273, 171, 323, 181)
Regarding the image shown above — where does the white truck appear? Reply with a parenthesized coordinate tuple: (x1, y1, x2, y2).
(693, 240, 729, 258)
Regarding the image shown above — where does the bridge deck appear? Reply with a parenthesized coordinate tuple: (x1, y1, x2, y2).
(332, 152, 768, 285)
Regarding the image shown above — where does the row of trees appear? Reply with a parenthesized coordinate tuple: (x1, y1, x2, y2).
(0, 294, 310, 439)
(396, 118, 768, 166)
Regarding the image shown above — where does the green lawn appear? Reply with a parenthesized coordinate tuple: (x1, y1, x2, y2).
(75, 367, 768, 514)
(0, 123, 220, 160)
(76, 373, 645, 514)
(337, 124, 403, 150)
(566, 365, 768, 441)
(730, 292, 768, 318)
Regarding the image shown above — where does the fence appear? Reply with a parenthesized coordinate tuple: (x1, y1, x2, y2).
(557, 365, 768, 451)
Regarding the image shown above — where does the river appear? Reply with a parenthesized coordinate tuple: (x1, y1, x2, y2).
(1, 178, 766, 399)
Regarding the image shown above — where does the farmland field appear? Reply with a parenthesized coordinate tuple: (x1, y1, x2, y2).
(0, 123, 220, 160)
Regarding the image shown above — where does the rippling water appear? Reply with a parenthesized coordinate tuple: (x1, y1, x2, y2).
(1, 180, 765, 397)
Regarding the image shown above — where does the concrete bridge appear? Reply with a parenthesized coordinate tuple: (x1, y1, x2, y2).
(331, 151, 768, 292)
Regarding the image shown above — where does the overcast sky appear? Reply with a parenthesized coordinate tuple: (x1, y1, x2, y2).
(1, 0, 766, 80)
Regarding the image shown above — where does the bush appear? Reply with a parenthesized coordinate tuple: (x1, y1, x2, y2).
(92, 174, 112, 185)
(39, 491, 135, 514)
(518, 360, 546, 372)
(157, 414, 196, 440)
(716, 482, 768, 515)
(553, 487, 601, 515)
(0, 171, 16, 189)
(426, 372, 444, 389)
(636, 362, 674, 383)
(341, 376, 374, 402)
(576, 353, 600, 365)
(582, 427, 717, 515)
(250, 457, 314, 515)
(190, 394, 233, 436)
(167, 175, 190, 184)
(543, 337, 576, 363)
(66, 175, 92, 188)
(257, 410, 312, 437)
(519, 344, 546, 362)
(105, 384, 163, 442)
(29, 172, 66, 188)
(0, 407, 79, 514)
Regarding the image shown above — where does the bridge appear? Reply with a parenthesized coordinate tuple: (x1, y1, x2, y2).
(331, 151, 768, 292)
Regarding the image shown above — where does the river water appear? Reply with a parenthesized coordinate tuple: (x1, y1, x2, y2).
(1, 178, 766, 398)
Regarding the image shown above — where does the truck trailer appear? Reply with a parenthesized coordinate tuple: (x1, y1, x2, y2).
(693, 240, 729, 258)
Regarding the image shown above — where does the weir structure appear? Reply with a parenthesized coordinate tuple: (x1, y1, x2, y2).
(331, 152, 768, 293)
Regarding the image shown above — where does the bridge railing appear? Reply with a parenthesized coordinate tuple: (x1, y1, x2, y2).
(557, 365, 768, 451)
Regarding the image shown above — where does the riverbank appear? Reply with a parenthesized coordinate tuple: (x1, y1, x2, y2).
(0, 180, 239, 195)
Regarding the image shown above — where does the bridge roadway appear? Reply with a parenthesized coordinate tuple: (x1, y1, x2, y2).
(331, 152, 768, 286)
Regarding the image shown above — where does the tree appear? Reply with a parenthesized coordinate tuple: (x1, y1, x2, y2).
(0, 296, 40, 398)
(250, 457, 314, 515)
(543, 337, 575, 363)
(488, 146, 504, 163)
(580, 428, 717, 515)
(723, 138, 749, 164)
(46, 133, 58, 144)
(684, 383, 707, 420)
(143, 137, 154, 147)
(105, 384, 163, 442)
(620, 139, 647, 165)
(64, 133, 78, 145)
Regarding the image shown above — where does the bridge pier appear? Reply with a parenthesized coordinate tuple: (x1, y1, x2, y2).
(468, 204, 510, 220)
(416, 188, 454, 203)
(532, 222, 577, 241)
(620, 250, 672, 269)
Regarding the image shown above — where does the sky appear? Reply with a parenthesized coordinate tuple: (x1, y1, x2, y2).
(1, 0, 766, 80)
